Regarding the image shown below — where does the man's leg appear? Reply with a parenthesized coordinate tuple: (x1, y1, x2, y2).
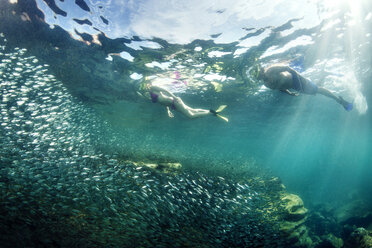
(317, 87, 340, 103)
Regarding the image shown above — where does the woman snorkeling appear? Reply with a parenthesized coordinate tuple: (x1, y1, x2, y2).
(140, 81, 228, 122)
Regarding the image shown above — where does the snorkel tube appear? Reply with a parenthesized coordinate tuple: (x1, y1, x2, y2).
(247, 58, 263, 82)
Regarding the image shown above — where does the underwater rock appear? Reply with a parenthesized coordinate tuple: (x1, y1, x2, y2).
(158, 162, 182, 172)
(267, 176, 286, 191)
(281, 193, 309, 222)
(128, 160, 182, 173)
(334, 199, 372, 229)
(304, 206, 345, 248)
(278, 193, 313, 248)
(311, 204, 342, 232)
(344, 227, 372, 248)
(317, 233, 344, 248)
(279, 219, 313, 248)
(242, 176, 316, 247)
(249, 177, 314, 247)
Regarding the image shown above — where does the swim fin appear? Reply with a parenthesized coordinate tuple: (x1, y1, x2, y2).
(210, 105, 228, 122)
(339, 96, 353, 111)
(216, 114, 229, 122)
(344, 102, 353, 111)
(215, 105, 227, 113)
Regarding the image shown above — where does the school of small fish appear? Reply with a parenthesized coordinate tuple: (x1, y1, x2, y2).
(0, 34, 290, 247)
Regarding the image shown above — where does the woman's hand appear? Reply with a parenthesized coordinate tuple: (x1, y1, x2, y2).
(166, 107, 174, 118)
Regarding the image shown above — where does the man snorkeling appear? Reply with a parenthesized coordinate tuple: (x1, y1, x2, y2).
(253, 63, 353, 111)
(140, 82, 228, 122)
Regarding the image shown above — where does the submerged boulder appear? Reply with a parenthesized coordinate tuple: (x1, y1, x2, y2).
(317, 233, 344, 248)
(127, 160, 182, 173)
(281, 193, 309, 222)
(344, 227, 372, 248)
(247, 176, 314, 248)
(334, 199, 372, 229)
(278, 193, 313, 248)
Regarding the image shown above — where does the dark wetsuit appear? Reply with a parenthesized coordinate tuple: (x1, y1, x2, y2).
(290, 71, 318, 95)
(150, 92, 176, 110)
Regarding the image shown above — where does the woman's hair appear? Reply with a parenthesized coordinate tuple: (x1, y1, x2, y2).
(136, 82, 151, 100)
(139, 81, 151, 92)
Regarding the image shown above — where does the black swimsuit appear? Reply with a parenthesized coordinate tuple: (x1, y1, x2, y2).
(290, 71, 318, 95)
(150, 92, 176, 110)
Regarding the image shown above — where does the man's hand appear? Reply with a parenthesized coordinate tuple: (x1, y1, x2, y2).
(281, 89, 299, 96)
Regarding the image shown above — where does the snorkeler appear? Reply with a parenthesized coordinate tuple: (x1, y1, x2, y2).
(140, 83, 228, 122)
(253, 64, 353, 111)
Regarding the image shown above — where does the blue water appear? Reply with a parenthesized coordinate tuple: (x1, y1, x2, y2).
(105, 92, 372, 205)
(1, 0, 372, 247)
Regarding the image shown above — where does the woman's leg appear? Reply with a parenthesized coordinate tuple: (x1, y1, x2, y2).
(173, 97, 211, 119)
(187, 108, 211, 118)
